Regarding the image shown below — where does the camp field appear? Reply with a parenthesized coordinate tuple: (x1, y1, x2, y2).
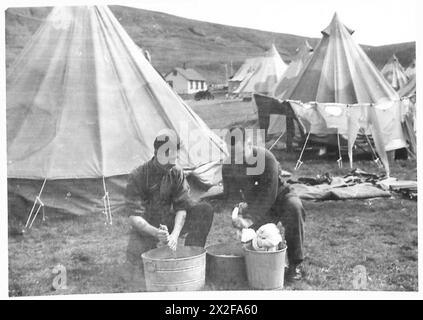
(8, 98, 418, 296)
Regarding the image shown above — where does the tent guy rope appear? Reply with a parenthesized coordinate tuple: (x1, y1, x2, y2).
(268, 131, 285, 151)
(102, 176, 113, 225)
(362, 131, 384, 169)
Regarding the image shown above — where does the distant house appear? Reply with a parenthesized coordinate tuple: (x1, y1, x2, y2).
(165, 67, 207, 94)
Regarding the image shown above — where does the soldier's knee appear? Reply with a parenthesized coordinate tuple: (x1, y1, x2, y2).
(192, 202, 213, 215)
(285, 196, 305, 219)
(286, 196, 303, 208)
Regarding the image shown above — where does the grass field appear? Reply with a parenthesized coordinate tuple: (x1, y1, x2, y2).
(8, 99, 418, 296)
(188, 99, 257, 129)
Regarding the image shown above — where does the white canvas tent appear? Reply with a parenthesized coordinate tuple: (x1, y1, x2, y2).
(255, 13, 409, 173)
(267, 40, 314, 136)
(405, 59, 416, 78)
(228, 57, 261, 93)
(7, 6, 227, 218)
(381, 55, 409, 91)
(232, 44, 288, 97)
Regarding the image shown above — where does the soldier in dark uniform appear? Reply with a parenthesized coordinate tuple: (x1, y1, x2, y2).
(125, 132, 214, 271)
(222, 126, 306, 281)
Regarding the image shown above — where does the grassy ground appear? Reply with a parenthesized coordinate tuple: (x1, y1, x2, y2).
(8, 99, 418, 296)
(188, 98, 257, 129)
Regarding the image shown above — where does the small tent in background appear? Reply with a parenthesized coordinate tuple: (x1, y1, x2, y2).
(267, 40, 314, 136)
(255, 13, 408, 174)
(232, 44, 288, 98)
(399, 75, 416, 100)
(7, 6, 227, 219)
(405, 58, 416, 78)
(272, 40, 314, 98)
(228, 57, 260, 93)
(381, 55, 409, 91)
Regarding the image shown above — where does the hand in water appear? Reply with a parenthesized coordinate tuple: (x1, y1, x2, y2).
(167, 233, 178, 251)
(157, 225, 169, 244)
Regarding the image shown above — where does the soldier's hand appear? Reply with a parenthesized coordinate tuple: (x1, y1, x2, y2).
(232, 216, 253, 230)
(238, 202, 248, 214)
(167, 234, 178, 251)
(156, 228, 169, 243)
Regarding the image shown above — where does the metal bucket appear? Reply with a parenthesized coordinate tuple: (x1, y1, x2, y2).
(206, 242, 248, 289)
(141, 246, 206, 292)
(243, 244, 287, 290)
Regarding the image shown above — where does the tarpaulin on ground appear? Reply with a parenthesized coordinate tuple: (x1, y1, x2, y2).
(291, 183, 391, 201)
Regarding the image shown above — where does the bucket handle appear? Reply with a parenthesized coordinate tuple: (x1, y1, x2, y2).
(145, 261, 156, 273)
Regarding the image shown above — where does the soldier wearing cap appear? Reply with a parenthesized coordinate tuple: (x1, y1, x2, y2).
(125, 131, 214, 269)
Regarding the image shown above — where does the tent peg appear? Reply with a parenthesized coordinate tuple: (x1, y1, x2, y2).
(337, 157, 343, 168)
(374, 158, 383, 169)
(294, 159, 303, 170)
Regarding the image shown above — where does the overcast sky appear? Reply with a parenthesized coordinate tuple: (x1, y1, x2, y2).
(5, 0, 419, 46)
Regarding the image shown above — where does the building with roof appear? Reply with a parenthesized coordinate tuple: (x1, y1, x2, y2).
(164, 67, 208, 94)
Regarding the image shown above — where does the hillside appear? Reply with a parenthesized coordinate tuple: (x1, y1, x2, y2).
(364, 42, 416, 70)
(5, 5, 416, 83)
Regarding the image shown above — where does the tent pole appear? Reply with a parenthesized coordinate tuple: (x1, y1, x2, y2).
(363, 131, 383, 169)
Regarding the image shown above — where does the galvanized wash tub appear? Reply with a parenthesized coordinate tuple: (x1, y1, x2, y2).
(141, 246, 206, 292)
(206, 242, 248, 289)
